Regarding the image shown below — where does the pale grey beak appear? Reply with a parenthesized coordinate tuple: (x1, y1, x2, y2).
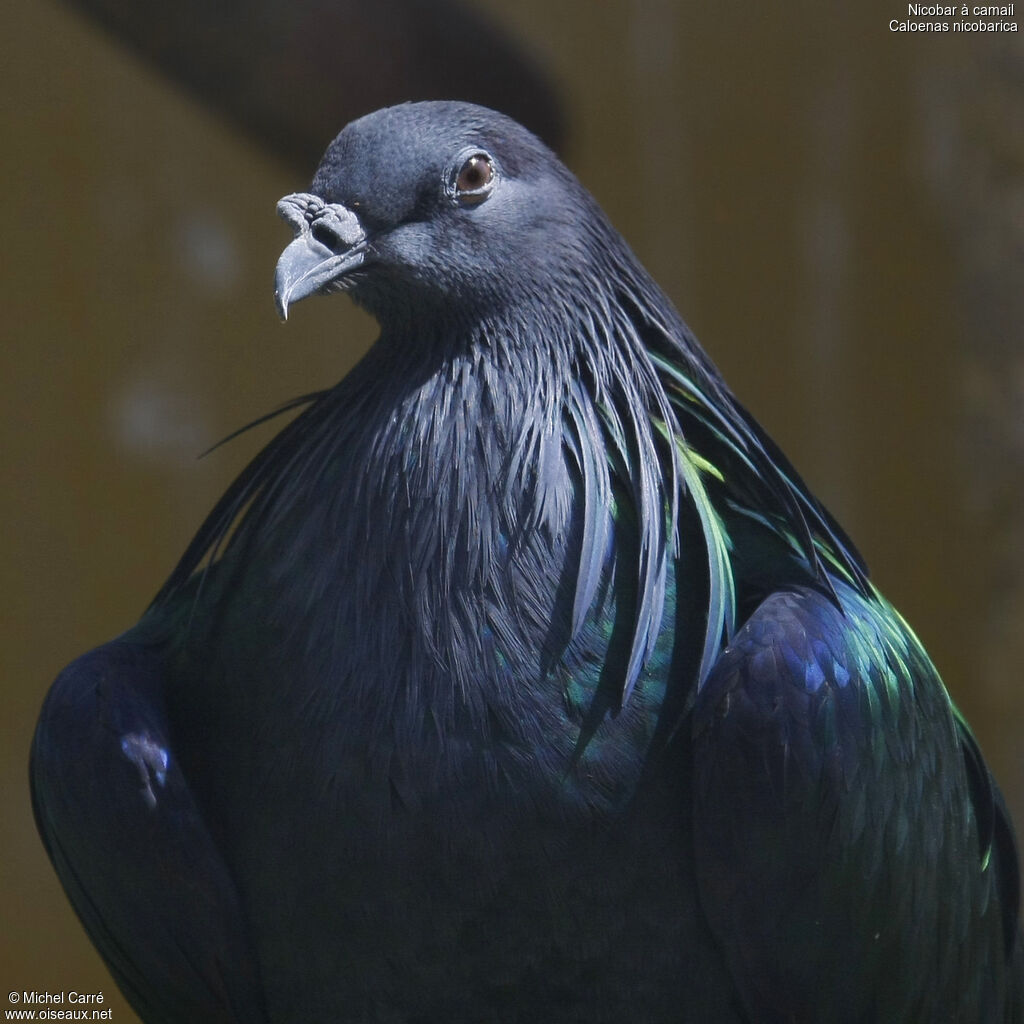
(274, 193, 367, 320)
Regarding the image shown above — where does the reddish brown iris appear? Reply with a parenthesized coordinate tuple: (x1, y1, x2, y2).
(455, 154, 494, 201)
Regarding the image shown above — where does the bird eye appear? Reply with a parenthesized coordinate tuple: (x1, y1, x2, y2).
(454, 153, 495, 204)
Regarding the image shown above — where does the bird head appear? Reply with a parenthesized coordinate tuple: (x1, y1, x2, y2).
(274, 101, 604, 327)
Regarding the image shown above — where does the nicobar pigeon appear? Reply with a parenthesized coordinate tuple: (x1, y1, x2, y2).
(32, 101, 1024, 1023)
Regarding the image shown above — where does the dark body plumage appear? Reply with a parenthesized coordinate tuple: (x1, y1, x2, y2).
(32, 102, 1023, 1023)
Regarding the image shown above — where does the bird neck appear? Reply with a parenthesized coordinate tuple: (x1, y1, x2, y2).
(158, 273, 729, 746)
(211, 320, 580, 722)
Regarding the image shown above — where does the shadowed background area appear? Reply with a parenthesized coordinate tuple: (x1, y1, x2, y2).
(3, 1, 1022, 1016)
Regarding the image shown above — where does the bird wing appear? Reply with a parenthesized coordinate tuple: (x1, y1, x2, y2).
(691, 583, 1019, 1022)
(30, 638, 267, 1024)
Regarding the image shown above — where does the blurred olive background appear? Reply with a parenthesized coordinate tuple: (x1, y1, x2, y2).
(3, 0, 1022, 1016)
